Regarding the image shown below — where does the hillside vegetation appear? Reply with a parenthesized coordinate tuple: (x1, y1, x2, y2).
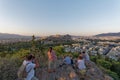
(0, 36, 120, 80)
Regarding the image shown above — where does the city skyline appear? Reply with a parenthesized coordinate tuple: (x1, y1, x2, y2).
(0, 0, 120, 36)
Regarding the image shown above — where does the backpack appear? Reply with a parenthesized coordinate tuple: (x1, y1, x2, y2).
(17, 63, 30, 79)
(71, 59, 73, 64)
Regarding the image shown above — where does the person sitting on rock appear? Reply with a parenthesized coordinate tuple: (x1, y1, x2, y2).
(59, 55, 72, 67)
(63, 55, 71, 65)
(77, 55, 86, 79)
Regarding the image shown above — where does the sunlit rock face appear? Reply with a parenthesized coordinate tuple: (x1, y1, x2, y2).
(35, 60, 113, 80)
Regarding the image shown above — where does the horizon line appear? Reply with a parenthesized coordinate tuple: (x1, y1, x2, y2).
(0, 32, 120, 37)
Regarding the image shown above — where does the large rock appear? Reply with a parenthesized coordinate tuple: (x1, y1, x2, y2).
(35, 60, 113, 80)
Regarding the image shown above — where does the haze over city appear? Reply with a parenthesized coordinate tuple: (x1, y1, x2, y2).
(0, 0, 120, 36)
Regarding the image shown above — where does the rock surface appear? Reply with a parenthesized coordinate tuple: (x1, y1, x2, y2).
(35, 60, 113, 80)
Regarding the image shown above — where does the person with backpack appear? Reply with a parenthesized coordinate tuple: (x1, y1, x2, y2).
(17, 56, 28, 80)
(25, 54, 39, 80)
(17, 54, 39, 80)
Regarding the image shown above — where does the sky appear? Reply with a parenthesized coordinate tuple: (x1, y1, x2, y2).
(0, 0, 120, 36)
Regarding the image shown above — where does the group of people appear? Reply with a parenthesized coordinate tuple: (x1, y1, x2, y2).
(18, 47, 90, 80)
(77, 51, 90, 70)
(18, 47, 57, 80)
(58, 50, 90, 79)
(48, 47, 90, 79)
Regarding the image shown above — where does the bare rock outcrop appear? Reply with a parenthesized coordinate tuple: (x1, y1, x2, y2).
(35, 60, 113, 80)
(1, 55, 114, 80)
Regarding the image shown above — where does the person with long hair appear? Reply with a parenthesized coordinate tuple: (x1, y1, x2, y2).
(47, 47, 57, 73)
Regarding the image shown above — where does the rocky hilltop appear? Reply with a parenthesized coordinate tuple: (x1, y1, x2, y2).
(35, 60, 113, 80)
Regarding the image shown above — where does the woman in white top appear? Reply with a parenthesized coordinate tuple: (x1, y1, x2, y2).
(77, 56, 86, 70)
(77, 56, 86, 79)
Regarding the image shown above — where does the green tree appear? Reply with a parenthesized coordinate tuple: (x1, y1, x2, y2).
(53, 45, 64, 56)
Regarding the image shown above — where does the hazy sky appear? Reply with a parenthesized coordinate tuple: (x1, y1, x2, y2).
(0, 0, 120, 36)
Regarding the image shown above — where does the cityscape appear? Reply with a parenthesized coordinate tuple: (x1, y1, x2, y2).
(0, 34, 120, 61)
(0, 0, 120, 80)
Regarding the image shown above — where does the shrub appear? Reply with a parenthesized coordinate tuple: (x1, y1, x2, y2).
(0, 58, 22, 80)
(106, 69, 120, 80)
(97, 59, 112, 69)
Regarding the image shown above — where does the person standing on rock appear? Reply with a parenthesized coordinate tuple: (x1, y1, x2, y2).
(47, 47, 57, 73)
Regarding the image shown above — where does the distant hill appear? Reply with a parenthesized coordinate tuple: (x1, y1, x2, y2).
(42, 34, 72, 41)
(0, 33, 32, 39)
(95, 32, 120, 37)
(71, 35, 82, 39)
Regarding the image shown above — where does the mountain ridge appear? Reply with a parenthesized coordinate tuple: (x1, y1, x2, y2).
(95, 32, 120, 37)
(0, 33, 32, 39)
(1, 32, 120, 40)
